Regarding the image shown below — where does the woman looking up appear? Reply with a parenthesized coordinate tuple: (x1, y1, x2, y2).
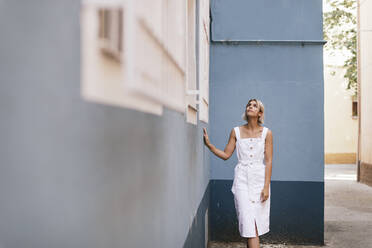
(203, 98, 273, 248)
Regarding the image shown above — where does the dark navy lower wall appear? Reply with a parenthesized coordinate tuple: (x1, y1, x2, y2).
(209, 180, 324, 245)
(183, 182, 210, 248)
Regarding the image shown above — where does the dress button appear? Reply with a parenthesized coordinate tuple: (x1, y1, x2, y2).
(250, 146, 253, 149)
(250, 154, 253, 157)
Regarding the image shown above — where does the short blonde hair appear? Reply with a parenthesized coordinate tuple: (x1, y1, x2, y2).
(241, 98, 265, 124)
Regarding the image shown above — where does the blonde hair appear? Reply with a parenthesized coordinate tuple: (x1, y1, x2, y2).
(241, 98, 265, 124)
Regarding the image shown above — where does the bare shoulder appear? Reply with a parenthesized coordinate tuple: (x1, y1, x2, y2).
(265, 127, 273, 138)
(230, 127, 236, 138)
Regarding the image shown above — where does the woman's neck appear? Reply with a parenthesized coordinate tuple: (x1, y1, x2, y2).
(244, 120, 261, 130)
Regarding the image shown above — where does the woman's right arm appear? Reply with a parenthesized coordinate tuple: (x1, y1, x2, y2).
(203, 128, 236, 160)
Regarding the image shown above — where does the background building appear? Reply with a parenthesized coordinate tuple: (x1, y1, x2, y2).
(209, 0, 325, 245)
(357, 0, 372, 186)
(323, 0, 358, 165)
(324, 65, 358, 164)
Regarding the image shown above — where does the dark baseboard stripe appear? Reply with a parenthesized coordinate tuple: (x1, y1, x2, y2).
(209, 180, 324, 245)
(183, 182, 210, 248)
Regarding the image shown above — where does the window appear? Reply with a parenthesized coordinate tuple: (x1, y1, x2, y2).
(98, 8, 123, 62)
(81, 0, 210, 120)
(352, 96, 358, 118)
(81, 1, 163, 115)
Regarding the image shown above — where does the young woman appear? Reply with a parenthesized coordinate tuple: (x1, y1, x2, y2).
(203, 98, 273, 248)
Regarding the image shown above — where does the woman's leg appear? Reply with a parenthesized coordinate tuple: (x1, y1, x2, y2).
(246, 221, 260, 248)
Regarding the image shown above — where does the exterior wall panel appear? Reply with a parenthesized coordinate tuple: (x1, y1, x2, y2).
(209, 0, 324, 244)
(359, 0, 372, 185)
(0, 1, 210, 248)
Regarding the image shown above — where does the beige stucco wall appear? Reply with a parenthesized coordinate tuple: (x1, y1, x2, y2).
(360, 0, 372, 164)
(324, 65, 358, 156)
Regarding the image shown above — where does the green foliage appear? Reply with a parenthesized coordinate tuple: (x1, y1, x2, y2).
(323, 0, 357, 95)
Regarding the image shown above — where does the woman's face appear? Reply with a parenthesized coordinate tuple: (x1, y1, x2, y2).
(246, 100, 261, 118)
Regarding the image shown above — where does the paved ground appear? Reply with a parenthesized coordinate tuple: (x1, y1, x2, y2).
(323, 164, 372, 248)
(209, 164, 372, 248)
(209, 242, 321, 248)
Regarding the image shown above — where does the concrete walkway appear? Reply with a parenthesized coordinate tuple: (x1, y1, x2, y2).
(323, 163, 372, 248)
(208, 164, 372, 248)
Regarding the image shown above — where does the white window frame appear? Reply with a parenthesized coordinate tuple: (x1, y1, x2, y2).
(198, 0, 210, 123)
(185, 0, 198, 125)
(97, 8, 123, 62)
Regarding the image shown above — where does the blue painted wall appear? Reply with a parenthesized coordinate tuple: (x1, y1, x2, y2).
(209, 0, 324, 245)
(0, 1, 210, 248)
(211, 0, 323, 41)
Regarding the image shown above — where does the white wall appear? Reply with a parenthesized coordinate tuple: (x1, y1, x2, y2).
(324, 65, 358, 154)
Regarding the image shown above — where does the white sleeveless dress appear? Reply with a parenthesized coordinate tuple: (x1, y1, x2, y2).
(231, 126, 271, 238)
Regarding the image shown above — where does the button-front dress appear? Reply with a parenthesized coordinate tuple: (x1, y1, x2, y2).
(231, 126, 270, 238)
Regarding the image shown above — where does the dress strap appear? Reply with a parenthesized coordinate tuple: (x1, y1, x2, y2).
(234, 126, 241, 140)
(261, 127, 268, 140)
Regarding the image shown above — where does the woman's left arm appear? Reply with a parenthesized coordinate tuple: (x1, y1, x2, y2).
(261, 130, 273, 202)
(264, 130, 273, 188)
